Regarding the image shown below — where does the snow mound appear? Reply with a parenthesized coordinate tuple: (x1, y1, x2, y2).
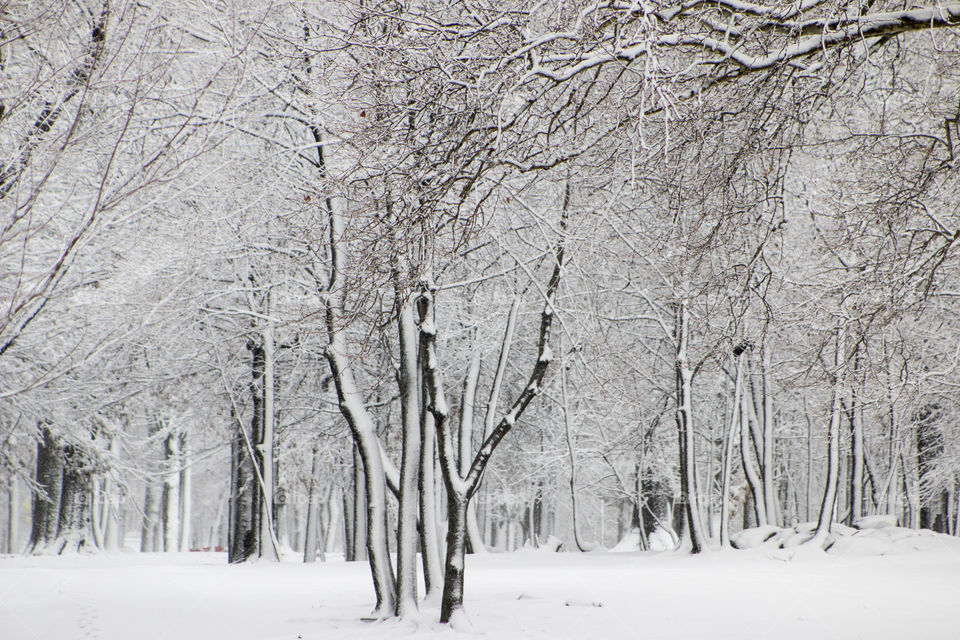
(731, 526, 781, 550)
(610, 528, 641, 552)
(854, 515, 898, 530)
(610, 527, 677, 552)
(648, 526, 678, 551)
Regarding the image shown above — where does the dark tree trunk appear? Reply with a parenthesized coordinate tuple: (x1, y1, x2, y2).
(440, 493, 468, 624)
(28, 426, 63, 553)
(229, 375, 261, 563)
(917, 404, 945, 531)
(55, 445, 92, 553)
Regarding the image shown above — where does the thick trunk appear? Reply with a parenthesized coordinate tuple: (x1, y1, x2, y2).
(440, 493, 468, 624)
(29, 426, 63, 553)
(55, 445, 92, 553)
(395, 298, 422, 617)
(229, 406, 258, 563)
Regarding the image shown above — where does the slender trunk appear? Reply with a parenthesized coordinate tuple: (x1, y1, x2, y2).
(259, 290, 280, 561)
(849, 386, 864, 524)
(805, 399, 814, 521)
(179, 432, 192, 552)
(459, 350, 485, 554)
(304, 443, 322, 563)
(352, 443, 367, 561)
(323, 491, 340, 555)
(812, 324, 845, 546)
(8, 475, 19, 554)
(419, 386, 443, 598)
(675, 301, 708, 552)
(561, 342, 588, 551)
(103, 437, 120, 552)
(740, 387, 768, 527)
(142, 477, 159, 553)
(721, 350, 746, 547)
(161, 430, 180, 552)
(761, 344, 778, 526)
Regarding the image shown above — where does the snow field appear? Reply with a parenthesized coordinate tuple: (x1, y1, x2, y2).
(1, 542, 959, 640)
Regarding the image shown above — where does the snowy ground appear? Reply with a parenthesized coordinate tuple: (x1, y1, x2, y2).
(2, 538, 959, 640)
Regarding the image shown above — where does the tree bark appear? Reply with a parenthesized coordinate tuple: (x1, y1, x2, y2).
(761, 344, 778, 526)
(7, 475, 20, 554)
(258, 288, 280, 561)
(29, 425, 63, 553)
(304, 443, 322, 563)
(55, 444, 92, 553)
(419, 386, 443, 598)
(811, 323, 845, 546)
(395, 296, 422, 617)
(179, 432, 192, 552)
(675, 300, 708, 552)
(161, 429, 180, 552)
(721, 349, 746, 547)
(323, 193, 395, 615)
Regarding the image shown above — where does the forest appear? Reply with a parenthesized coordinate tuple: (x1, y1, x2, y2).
(2, 0, 960, 632)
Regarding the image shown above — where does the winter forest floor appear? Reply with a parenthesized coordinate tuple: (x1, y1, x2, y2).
(2, 538, 959, 640)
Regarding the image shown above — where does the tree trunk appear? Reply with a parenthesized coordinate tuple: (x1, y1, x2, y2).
(29, 426, 63, 553)
(161, 430, 180, 552)
(55, 445, 92, 554)
(849, 386, 864, 524)
(304, 443, 322, 563)
(179, 432, 192, 552)
(352, 443, 367, 561)
(761, 344, 778, 526)
(812, 324, 845, 546)
(740, 387, 768, 527)
(419, 389, 443, 598)
(258, 290, 280, 561)
(721, 349, 746, 547)
(229, 405, 258, 563)
(7, 475, 20, 554)
(440, 492, 468, 624)
(675, 300, 708, 553)
(395, 296, 422, 617)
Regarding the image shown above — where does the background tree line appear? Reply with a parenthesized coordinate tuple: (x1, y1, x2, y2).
(2, 0, 960, 623)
